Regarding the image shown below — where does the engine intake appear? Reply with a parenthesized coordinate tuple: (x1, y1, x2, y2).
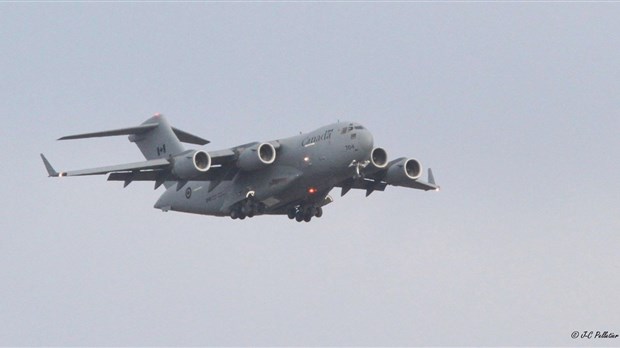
(237, 142, 277, 171)
(385, 158, 422, 185)
(172, 150, 211, 179)
(369, 147, 388, 169)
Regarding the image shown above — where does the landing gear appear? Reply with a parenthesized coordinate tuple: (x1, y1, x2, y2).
(229, 196, 266, 220)
(288, 205, 324, 223)
(230, 209, 239, 220)
(295, 210, 304, 222)
(230, 196, 326, 223)
(287, 207, 297, 220)
(315, 206, 323, 218)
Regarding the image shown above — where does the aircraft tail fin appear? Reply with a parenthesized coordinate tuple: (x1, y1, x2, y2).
(128, 115, 185, 160)
(58, 114, 209, 160)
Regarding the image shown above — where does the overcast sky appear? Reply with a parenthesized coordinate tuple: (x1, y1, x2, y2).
(1, 2, 619, 346)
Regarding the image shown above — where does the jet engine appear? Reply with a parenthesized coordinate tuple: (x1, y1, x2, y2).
(237, 142, 276, 171)
(172, 150, 211, 179)
(370, 147, 388, 168)
(385, 158, 422, 185)
(364, 147, 388, 174)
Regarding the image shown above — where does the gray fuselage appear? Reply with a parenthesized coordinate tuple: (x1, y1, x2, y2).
(154, 122, 374, 216)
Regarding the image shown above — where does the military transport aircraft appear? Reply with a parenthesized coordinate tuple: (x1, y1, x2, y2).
(41, 114, 439, 222)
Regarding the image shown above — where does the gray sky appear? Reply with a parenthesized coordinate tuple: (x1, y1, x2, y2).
(1, 3, 619, 346)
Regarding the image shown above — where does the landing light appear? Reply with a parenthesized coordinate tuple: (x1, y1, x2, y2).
(303, 156, 310, 162)
(308, 187, 317, 194)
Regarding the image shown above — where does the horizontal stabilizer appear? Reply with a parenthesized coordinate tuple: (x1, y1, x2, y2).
(59, 122, 210, 145)
(171, 127, 210, 145)
(58, 124, 158, 141)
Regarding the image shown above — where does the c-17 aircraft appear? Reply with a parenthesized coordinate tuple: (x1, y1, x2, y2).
(41, 114, 439, 222)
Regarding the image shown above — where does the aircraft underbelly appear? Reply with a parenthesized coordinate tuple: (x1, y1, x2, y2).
(220, 165, 303, 210)
(155, 130, 372, 217)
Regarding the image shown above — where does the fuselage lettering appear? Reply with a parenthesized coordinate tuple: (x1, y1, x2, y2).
(301, 129, 333, 147)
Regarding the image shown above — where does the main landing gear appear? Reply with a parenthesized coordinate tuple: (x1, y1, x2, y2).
(229, 196, 265, 220)
(287, 205, 323, 223)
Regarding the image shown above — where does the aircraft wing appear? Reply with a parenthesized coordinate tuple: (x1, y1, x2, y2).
(41, 152, 237, 189)
(41, 140, 279, 189)
(394, 177, 440, 191)
(41, 156, 171, 177)
(43, 116, 280, 190)
(337, 167, 439, 197)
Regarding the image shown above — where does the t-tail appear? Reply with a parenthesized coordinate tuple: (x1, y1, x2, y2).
(57, 114, 209, 160)
(43, 114, 211, 189)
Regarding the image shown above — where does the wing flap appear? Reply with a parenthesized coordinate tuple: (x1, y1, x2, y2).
(394, 168, 439, 191)
(337, 178, 388, 196)
(58, 158, 170, 177)
(394, 178, 440, 191)
(208, 148, 237, 165)
(340, 168, 439, 193)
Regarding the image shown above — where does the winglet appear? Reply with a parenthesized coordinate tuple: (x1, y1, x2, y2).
(40, 154, 60, 177)
(428, 168, 435, 185)
(428, 168, 440, 191)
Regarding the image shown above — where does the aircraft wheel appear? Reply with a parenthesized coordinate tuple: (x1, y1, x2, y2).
(315, 207, 323, 218)
(239, 213, 246, 220)
(241, 202, 251, 216)
(287, 208, 296, 219)
(306, 206, 316, 216)
(295, 211, 304, 222)
(303, 207, 314, 222)
(249, 201, 260, 217)
(230, 209, 239, 219)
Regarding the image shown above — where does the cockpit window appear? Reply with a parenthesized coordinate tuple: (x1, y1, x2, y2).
(341, 125, 363, 134)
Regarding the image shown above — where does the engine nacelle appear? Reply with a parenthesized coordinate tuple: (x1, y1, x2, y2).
(385, 158, 423, 185)
(237, 142, 276, 171)
(172, 150, 211, 179)
(366, 147, 388, 173)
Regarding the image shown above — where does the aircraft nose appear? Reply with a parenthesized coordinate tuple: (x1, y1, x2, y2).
(358, 128, 374, 153)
